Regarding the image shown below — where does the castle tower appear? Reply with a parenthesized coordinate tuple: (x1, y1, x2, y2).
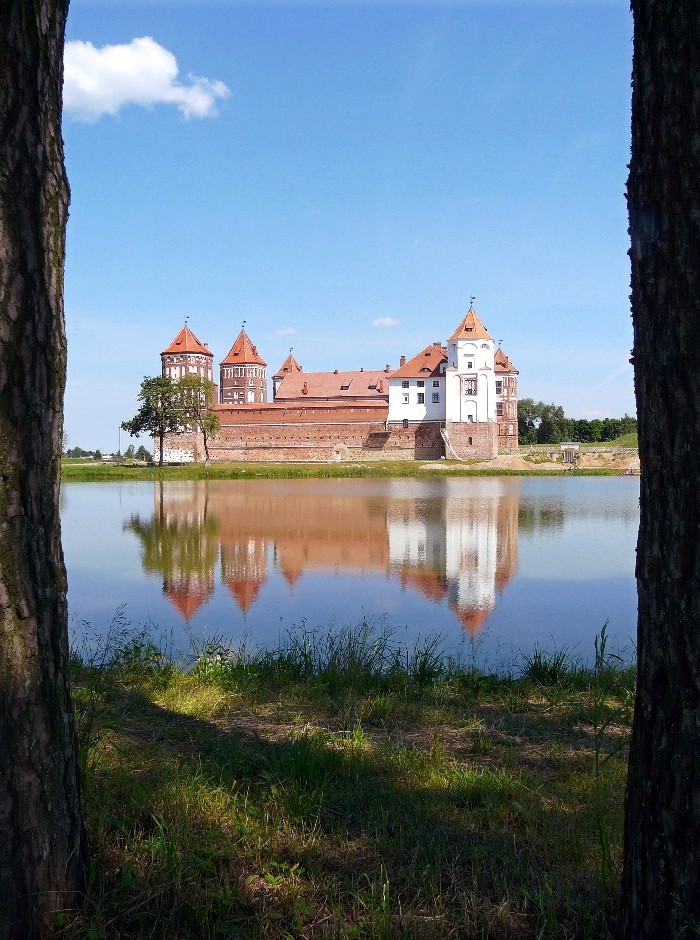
(161, 324, 214, 382)
(219, 327, 267, 405)
(444, 305, 496, 425)
(494, 347, 519, 450)
(272, 350, 303, 401)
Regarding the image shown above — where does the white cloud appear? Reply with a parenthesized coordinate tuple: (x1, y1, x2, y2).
(64, 37, 230, 121)
(372, 317, 400, 328)
(275, 327, 297, 336)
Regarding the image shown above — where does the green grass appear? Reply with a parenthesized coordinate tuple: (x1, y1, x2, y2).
(61, 623, 635, 939)
(61, 459, 625, 482)
(610, 432, 638, 448)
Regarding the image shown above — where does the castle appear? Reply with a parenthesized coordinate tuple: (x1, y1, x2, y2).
(129, 477, 520, 636)
(159, 305, 518, 462)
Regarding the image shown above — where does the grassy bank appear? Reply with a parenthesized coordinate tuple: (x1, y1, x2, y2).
(62, 459, 624, 483)
(63, 625, 634, 939)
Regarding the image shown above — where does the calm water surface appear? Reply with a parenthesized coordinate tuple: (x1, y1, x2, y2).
(61, 476, 639, 669)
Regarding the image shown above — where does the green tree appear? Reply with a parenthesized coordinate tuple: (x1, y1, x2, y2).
(619, 413, 637, 436)
(176, 375, 221, 465)
(517, 397, 541, 444)
(621, 1, 700, 935)
(124, 444, 135, 460)
(121, 376, 181, 466)
(94, 448, 102, 461)
(536, 403, 570, 444)
(0, 2, 87, 934)
(135, 444, 150, 462)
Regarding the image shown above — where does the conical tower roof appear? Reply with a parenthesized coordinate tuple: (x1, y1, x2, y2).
(448, 306, 493, 342)
(225, 578, 264, 614)
(162, 324, 213, 357)
(494, 347, 518, 373)
(221, 329, 266, 367)
(273, 351, 303, 380)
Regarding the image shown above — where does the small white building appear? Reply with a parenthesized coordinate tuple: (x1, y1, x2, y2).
(388, 342, 447, 423)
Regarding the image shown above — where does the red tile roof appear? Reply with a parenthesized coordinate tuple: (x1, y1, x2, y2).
(391, 343, 447, 379)
(272, 352, 303, 380)
(163, 584, 214, 620)
(494, 347, 518, 373)
(221, 329, 267, 367)
(274, 369, 390, 401)
(400, 568, 448, 602)
(448, 306, 493, 342)
(161, 324, 213, 357)
(452, 606, 490, 636)
(225, 579, 264, 614)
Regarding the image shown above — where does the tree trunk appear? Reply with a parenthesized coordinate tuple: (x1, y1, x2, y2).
(621, 2, 700, 936)
(0, 3, 88, 937)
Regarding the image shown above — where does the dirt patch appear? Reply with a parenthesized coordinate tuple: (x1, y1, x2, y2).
(422, 449, 640, 473)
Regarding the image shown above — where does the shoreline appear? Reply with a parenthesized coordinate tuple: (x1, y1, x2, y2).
(62, 453, 640, 483)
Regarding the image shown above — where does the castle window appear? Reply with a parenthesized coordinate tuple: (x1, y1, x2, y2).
(432, 393, 439, 403)
(467, 360, 473, 369)
(417, 380, 424, 387)
(402, 394, 409, 404)
(497, 403, 503, 416)
(433, 380, 440, 387)
(468, 436, 473, 445)
(463, 378, 477, 396)
(401, 380, 409, 389)
(403, 418, 409, 429)
(417, 393, 425, 404)
(496, 381, 503, 394)
(468, 414, 474, 422)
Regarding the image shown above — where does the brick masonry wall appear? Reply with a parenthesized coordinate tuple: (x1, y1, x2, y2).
(162, 413, 497, 462)
(443, 421, 497, 460)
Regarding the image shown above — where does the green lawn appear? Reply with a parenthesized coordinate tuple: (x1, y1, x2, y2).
(61, 459, 624, 482)
(63, 626, 633, 939)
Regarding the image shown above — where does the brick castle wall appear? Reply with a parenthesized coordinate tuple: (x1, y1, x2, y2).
(162, 408, 498, 462)
(443, 421, 497, 460)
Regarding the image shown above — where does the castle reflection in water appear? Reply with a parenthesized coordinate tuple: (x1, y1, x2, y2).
(125, 479, 526, 637)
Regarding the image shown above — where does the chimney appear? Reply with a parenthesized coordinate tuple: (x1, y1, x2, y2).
(360, 367, 364, 372)
(400, 355, 406, 367)
(302, 382, 308, 395)
(385, 364, 390, 372)
(334, 369, 338, 374)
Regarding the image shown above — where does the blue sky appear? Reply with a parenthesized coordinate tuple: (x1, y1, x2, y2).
(62, 0, 634, 451)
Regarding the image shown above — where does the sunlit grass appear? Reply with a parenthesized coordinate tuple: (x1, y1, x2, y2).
(64, 624, 635, 939)
(61, 459, 624, 482)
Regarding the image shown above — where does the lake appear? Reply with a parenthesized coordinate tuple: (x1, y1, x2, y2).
(61, 475, 639, 670)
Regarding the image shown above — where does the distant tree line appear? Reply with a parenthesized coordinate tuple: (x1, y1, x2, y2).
(518, 398, 637, 445)
(65, 444, 151, 461)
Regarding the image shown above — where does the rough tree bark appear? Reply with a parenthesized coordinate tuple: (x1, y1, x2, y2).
(621, 1, 700, 936)
(0, 2, 87, 937)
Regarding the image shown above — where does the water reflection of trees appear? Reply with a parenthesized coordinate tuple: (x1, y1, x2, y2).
(124, 486, 220, 619)
(518, 506, 566, 531)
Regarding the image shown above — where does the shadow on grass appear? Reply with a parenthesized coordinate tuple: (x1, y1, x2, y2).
(67, 674, 624, 940)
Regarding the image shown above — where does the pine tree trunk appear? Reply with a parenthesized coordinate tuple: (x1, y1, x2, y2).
(0, 3, 88, 937)
(621, 2, 700, 935)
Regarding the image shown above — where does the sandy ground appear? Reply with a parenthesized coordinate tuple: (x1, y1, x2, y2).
(470, 450, 641, 473)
